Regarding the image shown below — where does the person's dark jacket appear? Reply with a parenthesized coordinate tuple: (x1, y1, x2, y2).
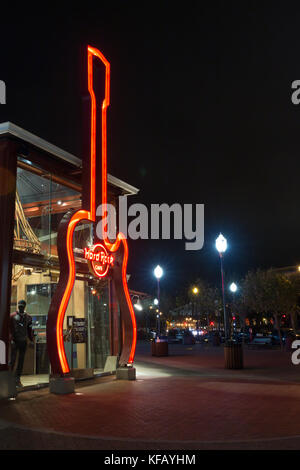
(10, 311, 34, 343)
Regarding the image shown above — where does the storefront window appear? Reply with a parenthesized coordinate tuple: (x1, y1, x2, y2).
(14, 165, 81, 257)
(10, 162, 112, 381)
(87, 280, 110, 371)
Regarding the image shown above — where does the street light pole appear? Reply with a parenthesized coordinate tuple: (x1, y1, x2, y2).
(157, 277, 160, 335)
(154, 265, 163, 337)
(229, 282, 238, 338)
(192, 286, 199, 329)
(219, 253, 227, 340)
(216, 234, 228, 341)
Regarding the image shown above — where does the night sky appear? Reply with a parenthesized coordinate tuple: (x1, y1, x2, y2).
(1, 2, 300, 298)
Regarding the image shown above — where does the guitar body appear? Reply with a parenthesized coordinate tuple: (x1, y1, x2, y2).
(110, 236, 136, 367)
(47, 209, 79, 375)
(46, 46, 137, 376)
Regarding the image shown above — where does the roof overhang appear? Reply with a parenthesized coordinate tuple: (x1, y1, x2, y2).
(0, 121, 139, 196)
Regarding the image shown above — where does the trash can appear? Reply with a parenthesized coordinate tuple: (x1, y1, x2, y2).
(212, 332, 220, 346)
(151, 338, 168, 357)
(285, 333, 296, 352)
(224, 340, 243, 369)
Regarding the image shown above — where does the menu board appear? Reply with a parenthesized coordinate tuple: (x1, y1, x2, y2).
(72, 318, 87, 344)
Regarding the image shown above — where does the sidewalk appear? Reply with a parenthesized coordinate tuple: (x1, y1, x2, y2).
(1, 341, 300, 450)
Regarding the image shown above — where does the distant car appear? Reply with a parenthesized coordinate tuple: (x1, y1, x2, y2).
(191, 329, 207, 341)
(272, 329, 300, 345)
(194, 330, 209, 343)
(182, 330, 196, 345)
(202, 330, 224, 344)
(237, 331, 250, 343)
(167, 329, 185, 343)
(167, 329, 180, 343)
(167, 329, 196, 344)
(252, 332, 272, 345)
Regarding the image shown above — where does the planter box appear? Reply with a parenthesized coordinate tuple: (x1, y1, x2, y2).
(151, 341, 168, 357)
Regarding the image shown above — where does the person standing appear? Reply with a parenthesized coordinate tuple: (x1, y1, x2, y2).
(10, 300, 34, 388)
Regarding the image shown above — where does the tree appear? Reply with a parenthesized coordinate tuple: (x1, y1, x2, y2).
(239, 269, 299, 348)
(189, 280, 222, 327)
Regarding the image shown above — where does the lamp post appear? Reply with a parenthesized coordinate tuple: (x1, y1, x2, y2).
(229, 282, 237, 337)
(216, 233, 228, 341)
(192, 287, 199, 329)
(154, 265, 163, 337)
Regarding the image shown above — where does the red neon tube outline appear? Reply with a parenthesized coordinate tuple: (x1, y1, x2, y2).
(55, 46, 136, 373)
(88, 46, 136, 364)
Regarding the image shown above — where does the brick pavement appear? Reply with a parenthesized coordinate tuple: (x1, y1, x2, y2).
(1, 341, 300, 450)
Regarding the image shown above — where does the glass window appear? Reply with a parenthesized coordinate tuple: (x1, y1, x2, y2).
(14, 166, 81, 257)
(11, 163, 112, 377)
(87, 280, 110, 371)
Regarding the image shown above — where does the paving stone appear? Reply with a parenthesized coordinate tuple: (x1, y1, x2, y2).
(0, 342, 300, 450)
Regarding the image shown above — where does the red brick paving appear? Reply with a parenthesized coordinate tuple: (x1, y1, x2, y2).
(1, 342, 300, 450)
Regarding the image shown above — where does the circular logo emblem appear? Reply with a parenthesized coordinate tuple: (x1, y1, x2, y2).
(84, 244, 114, 278)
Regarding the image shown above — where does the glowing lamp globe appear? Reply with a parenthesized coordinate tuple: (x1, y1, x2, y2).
(134, 303, 143, 311)
(154, 265, 163, 279)
(230, 282, 237, 293)
(215, 233, 227, 254)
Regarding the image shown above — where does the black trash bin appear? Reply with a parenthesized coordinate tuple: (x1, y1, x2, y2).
(224, 340, 243, 369)
(212, 331, 221, 347)
(151, 337, 169, 357)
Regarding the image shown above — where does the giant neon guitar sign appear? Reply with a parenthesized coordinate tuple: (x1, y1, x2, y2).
(46, 46, 137, 375)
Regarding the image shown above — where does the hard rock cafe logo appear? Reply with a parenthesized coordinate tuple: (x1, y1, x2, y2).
(84, 244, 114, 278)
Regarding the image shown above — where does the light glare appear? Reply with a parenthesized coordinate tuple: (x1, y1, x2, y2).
(215, 233, 227, 253)
(230, 282, 237, 293)
(154, 265, 163, 279)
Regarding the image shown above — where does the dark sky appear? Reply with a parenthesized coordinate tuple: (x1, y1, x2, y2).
(1, 2, 300, 297)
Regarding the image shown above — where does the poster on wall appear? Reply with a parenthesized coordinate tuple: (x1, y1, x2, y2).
(72, 318, 87, 344)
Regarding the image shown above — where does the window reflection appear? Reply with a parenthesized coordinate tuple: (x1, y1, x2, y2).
(14, 166, 82, 257)
(11, 163, 111, 377)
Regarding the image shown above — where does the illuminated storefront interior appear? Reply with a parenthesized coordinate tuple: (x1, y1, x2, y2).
(1, 122, 138, 387)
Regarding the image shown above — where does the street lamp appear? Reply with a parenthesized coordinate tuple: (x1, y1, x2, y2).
(229, 282, 237, 293)
(154, 265, 163, 336)
(216, 233, 227, 254)
(154, 265, 163, 280)
(216, 233, 228, 341)
(132, 295, 143, 312)
(134, 299, 143, 311)
(229, 282, 238, 336)
(192, 286, 199, 328)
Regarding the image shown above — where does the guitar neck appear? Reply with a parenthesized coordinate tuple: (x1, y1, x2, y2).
(82, 46, 110, 223)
